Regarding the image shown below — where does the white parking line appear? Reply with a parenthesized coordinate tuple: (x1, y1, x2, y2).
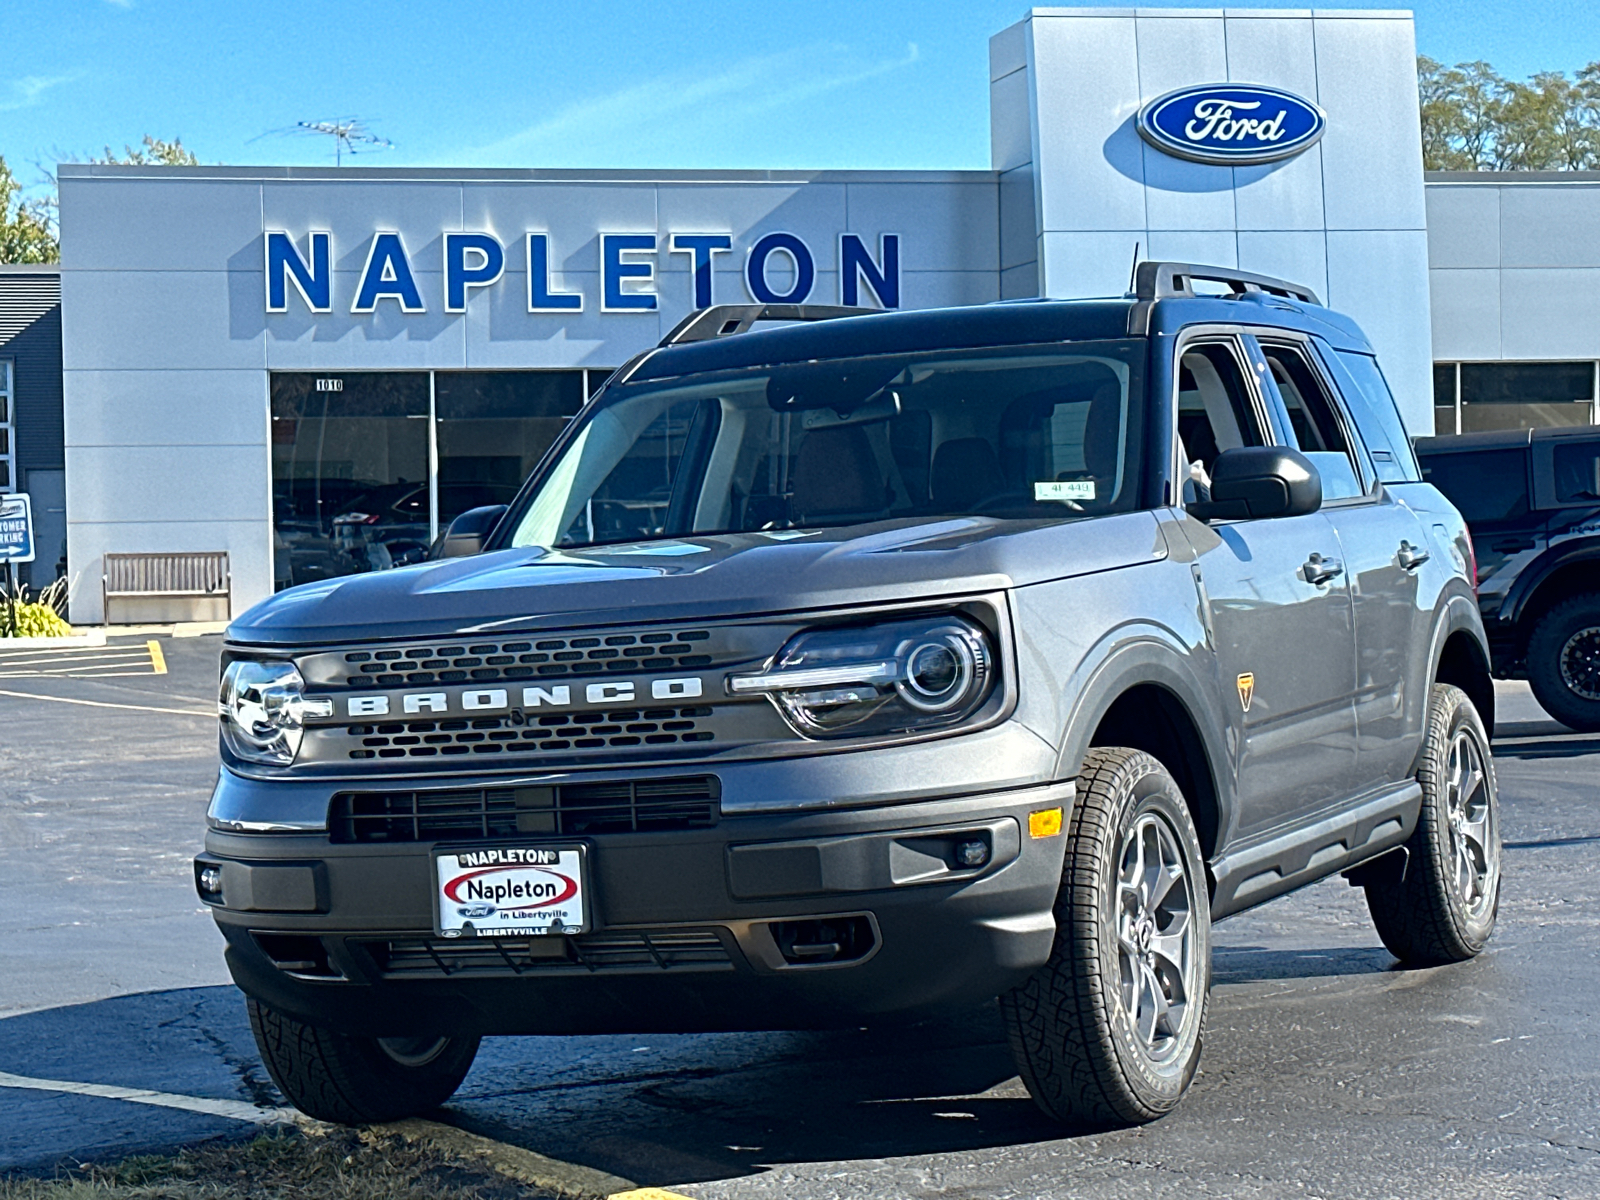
(0, 688, 214, 718)
(0, 1070, 293, 1125)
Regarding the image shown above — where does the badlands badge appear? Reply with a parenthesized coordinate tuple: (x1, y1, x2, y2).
(1236, 672, 1255, 713)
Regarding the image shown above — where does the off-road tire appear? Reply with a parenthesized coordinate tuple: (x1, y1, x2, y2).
(1364, 684, 1501, 965)
(247, 998, 480, 1124)
(1526, 593, 1600, 733)
(1001, 748, 1210, 1126)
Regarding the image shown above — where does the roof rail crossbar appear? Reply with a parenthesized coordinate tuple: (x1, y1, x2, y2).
(1132, 261, 1321, 306)
(659, 303, 878, 347)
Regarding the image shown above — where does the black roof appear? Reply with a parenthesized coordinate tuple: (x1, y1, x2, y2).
(1417, 426, 1600, 454)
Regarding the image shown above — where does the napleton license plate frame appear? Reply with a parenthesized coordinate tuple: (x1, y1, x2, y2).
(431, 843, 591, 939)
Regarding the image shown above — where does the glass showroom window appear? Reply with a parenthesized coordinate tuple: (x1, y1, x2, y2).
(268, 370, 595, 590)
(270, 373, 431, 589)
(0, 360, 12, 491)
(433, 372, 586, 530)
(1433, 361, 1599, 434)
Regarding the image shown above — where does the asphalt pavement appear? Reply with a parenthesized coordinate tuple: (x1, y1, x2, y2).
(2, 638, 1598, 1197)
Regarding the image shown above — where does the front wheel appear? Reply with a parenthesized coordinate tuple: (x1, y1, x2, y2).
(1363, 683, 1501, 965)
(247, 998, 480, 1124)
(1001, 748, 1211, 1126)
(1527, 594, 1600, 732)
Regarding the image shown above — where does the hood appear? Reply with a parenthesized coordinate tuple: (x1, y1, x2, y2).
(229, 512, 1167, 646)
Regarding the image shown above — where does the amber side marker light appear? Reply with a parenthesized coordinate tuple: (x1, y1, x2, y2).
(1029, 807, 1064, 839)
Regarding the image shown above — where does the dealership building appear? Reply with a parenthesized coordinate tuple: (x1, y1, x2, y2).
(5, 5, 1599, 623)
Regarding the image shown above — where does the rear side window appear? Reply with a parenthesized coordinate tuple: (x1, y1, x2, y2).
(1419, 449, 1530, 523)
(1332, 351, 1423, 483)
(1552, 440, 1600, 505)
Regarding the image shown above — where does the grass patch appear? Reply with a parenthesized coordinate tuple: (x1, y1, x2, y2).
(0, 1125, 559, 1200)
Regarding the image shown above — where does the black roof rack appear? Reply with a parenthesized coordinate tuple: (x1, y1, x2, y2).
(1133, 261, 1320, 306)
(659, 303, 877, 347)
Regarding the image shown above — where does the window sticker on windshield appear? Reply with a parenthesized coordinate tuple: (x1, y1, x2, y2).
(1035, 480, 1096, 502)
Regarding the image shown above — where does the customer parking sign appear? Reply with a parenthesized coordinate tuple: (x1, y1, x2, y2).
(1, 493, 36, 563)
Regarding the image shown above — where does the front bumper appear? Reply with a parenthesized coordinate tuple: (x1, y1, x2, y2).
(199, 778, 1074, 1038)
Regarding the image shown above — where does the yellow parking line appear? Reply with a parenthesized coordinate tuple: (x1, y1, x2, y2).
(147, 639, 167, 675)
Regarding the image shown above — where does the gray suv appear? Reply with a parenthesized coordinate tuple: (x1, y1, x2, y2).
(199, 263, 1501, 1129)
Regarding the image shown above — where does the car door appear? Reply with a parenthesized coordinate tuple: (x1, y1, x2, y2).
(1175, 334, 1359, 837)
(1252, 334, 1431, 794)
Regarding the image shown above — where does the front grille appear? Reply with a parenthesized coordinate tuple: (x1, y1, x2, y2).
(362, 928, 734, 977)
(342, 631, 714, 689)
(330, 775, 720, 843)
(345, 705, 716, 761)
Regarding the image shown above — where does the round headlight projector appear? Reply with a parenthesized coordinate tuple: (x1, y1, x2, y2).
(730, 614, 996, 737)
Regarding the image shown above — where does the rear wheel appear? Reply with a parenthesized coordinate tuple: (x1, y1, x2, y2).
(247, 998, 480, 1124)
(1001, 748, 1210, 1126)
(1363, 684, 1501, 965)
(1527, 594, 1600, 732)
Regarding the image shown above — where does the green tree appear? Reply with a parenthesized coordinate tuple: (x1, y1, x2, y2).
(0, 156, 57, 263)
(90, 134, 200, 168)
(1420, 55, 1600, 171)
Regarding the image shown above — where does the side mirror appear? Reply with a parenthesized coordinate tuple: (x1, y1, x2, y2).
(432, 505, 508, 559)
(1189, 446, 1321, 522)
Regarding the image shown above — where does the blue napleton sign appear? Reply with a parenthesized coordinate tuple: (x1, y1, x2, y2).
(0, 493, 35, 564)
(264, 229, 901, 316)
(1137, 83, 1327, 166)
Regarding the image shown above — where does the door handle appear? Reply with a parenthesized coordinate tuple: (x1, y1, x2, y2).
(1396, 540, 1430, 571)
(1302, 553, 1344, 585)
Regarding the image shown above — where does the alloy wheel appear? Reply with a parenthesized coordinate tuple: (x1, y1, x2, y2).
(1113, 812, 1200, 1064)
(1444, 725, 1499, 922)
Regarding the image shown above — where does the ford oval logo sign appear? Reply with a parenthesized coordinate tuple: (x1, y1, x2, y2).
(1137, 83, 1326, 166)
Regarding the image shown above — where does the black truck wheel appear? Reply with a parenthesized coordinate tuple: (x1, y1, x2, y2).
(1363, 684, 1501, 965)
(1001, 748, 1210, 1126)
(1526, 594, 1600, 733)
(247, 998, 480, 1124)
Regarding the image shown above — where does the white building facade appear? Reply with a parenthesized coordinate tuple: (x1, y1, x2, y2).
(48, 6, 1600, 624)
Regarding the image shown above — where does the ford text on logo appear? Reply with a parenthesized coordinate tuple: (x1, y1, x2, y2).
(1137, 84, 1327, 166)
(341, 676, 703, 718)
(265, 230, 900, 315)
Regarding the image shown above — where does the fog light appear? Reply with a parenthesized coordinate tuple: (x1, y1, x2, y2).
(954, 838, 990, 868)
(197, 865, 223, 900)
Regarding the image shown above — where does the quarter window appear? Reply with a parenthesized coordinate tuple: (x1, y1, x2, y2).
(1261, 343, 1366, 501)
(1334, 351, 1422, 484)
(1552, 440, 1600, 505)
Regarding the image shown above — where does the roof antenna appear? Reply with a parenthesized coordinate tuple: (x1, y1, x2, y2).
(1127, 241, 1142, 295)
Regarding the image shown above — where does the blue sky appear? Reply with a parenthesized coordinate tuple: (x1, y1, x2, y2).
(3, 0, 1596, 188)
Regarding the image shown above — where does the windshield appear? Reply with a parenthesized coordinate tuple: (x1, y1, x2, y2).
(508, 340, 1148, 550)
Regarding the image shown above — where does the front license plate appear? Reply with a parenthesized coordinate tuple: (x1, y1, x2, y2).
(433, 845, 588, 938)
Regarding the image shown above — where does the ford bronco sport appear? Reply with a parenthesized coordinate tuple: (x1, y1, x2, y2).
(199, 262, 1501, 1128)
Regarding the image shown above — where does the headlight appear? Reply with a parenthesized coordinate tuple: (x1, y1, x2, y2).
(730, 615, 995, 738)
(218, 659, 332, 766)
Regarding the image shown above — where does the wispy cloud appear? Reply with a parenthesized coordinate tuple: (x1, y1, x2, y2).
(0, 72, 82, 113)
(466, 42, 921, 165)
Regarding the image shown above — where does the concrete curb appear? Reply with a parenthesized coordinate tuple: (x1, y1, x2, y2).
(0, 631, 107, 648)
(375, 1117, 646, 1199)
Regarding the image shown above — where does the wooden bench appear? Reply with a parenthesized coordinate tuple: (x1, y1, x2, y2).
(103, 552, 231, 623)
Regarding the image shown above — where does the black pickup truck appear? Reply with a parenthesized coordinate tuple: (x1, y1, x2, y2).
(1417, 427, 1600, 731)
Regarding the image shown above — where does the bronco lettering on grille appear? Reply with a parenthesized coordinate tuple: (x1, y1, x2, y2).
(341, 676, 705, 718)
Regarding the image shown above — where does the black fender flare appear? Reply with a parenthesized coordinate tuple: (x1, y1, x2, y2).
(1426, 589, 1496, 737)
(1501, 539, 1600, 628)
(1048, 621, 1234, 840)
